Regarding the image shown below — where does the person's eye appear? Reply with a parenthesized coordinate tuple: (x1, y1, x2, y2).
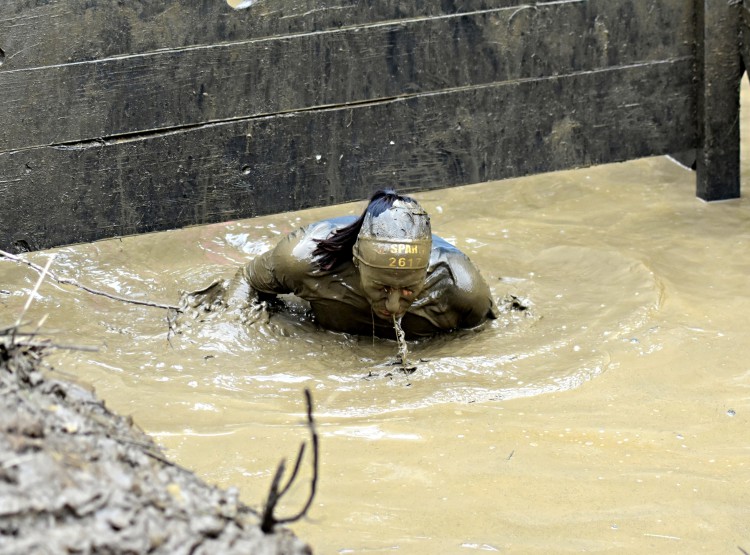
(402, 289, 414, 298)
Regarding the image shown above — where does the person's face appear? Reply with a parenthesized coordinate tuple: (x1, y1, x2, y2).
(356, 263, 427, 320)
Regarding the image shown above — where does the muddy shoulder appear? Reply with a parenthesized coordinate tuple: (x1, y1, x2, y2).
(0, 331, 312, 555)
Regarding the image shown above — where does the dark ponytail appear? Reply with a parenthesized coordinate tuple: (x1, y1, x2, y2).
(312, 189, 416, 270)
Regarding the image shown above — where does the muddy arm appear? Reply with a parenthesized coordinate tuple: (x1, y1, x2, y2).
(242, 248, 290, 299)
(445, 254, 499, 329)
(243, 227, 314, 300)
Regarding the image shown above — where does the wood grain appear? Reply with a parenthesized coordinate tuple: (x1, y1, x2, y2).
(0, 0, 741, 252)
(1, 59, 695, 251)
(0, 0, 694, 152)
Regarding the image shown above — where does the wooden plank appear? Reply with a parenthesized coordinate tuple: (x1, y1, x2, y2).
(0, 0, 529, 70)
(0, 59, 695, 252)
(0, 0, 695, 152)
(695, 0, 742, 200)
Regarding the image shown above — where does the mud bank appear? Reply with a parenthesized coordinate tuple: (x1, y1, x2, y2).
(0, 330, 312, 555)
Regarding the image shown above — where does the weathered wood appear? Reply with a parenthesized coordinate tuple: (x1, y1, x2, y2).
(0, 0, 742, 253)
(0, 0, 532, 70)
(0, 0, 694, 153)
(0, 59, 695, 252)
(695, 0, 742, 201)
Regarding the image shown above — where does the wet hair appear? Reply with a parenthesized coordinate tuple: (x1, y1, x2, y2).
(312, 189, 418, 270)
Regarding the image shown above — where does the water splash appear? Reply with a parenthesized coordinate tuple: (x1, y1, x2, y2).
(393, 315, 408, 366)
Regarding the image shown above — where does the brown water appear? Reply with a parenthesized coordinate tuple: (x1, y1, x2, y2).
(3, 124, 750, 553)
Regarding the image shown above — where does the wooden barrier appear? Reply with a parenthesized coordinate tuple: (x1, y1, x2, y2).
(0, 0, 745, 253)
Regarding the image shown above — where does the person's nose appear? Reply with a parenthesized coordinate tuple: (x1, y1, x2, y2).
(385, 290, 401, 314)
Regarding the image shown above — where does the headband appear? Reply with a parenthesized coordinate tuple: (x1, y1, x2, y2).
(353, 237, 431, 270)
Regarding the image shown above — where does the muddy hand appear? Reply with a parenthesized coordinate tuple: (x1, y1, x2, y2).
(221, 269, 270, 325)
(178, 279, 228, 318)
(239, 297, 271, 326)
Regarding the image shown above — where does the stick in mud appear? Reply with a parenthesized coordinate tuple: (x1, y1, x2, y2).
(261, 388, 319, 533)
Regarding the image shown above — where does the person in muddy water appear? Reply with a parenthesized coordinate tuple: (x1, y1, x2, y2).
(184, 189, 497, 339)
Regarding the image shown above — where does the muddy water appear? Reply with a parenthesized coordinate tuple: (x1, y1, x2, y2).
(3, 136, 750, 553)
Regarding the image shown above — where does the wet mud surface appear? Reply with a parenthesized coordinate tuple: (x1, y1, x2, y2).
(2, 155, 750, 552)
(2, 81, 750, 553)
(0, 331, 311, 555)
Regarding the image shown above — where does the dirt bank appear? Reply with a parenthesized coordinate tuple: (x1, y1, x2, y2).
(0, 328, 312, 555)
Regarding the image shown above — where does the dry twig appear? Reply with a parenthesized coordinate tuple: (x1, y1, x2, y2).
(13, 255, 55, 327)
(260, 388, 319, 533)
(0, 248, 179, 311)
